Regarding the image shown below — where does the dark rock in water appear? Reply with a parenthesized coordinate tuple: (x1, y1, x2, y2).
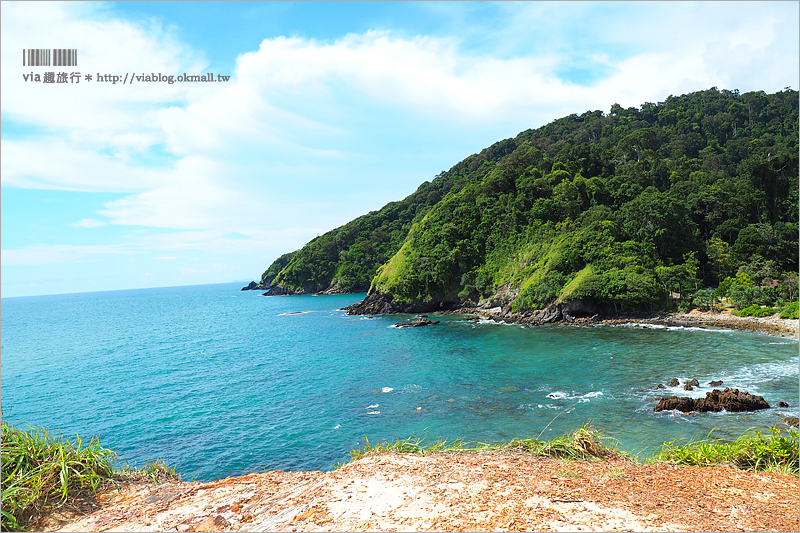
(782, 416, 799, 427)
(655, 383, 665, 389)
(654, 395, 697, 413)
(395, 318, 440, 328)
(668, 378, 680, 387)
(241, 281, 258, 291)
(708, 380, 723, 386)
(683, 383, 694, 391)
(687, 378, 699, 387)
(778, 401, 789, 408)
(654, 388, 770, 413)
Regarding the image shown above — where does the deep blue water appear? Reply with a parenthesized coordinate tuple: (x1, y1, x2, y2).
(2, 282, 797, 481)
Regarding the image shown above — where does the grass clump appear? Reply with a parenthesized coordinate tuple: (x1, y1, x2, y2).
(339, 424, 622, 468)
(648, 427, 799, 476)
(1, 420, 178, 531)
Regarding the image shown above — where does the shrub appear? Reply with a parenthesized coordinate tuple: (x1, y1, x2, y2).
(737, 304, 762, 317)
(728, 285, 770, 309)
(780, 300, 799, 319)
(751, 307, 777, 317)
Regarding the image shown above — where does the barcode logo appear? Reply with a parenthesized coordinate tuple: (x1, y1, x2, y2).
(22, 49, 77, 67)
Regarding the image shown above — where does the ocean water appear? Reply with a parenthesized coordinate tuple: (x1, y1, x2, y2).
(2, 282, 797, 481)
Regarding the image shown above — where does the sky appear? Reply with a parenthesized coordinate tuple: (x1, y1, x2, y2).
(1, 1, 798, 298)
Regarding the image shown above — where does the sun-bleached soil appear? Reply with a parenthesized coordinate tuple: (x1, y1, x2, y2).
(44, 450, 799, 532)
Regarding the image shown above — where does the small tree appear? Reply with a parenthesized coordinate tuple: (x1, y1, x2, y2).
(706, 237, 731, 280)
(728, 285, 769, 309)
(693, 288, 716, 310)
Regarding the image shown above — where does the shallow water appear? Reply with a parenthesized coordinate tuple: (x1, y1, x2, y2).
(2, 283, 797, 481)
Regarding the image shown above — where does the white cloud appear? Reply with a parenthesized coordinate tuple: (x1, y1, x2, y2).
(1, 138, 170, 191)
(73, 218, 106, 228)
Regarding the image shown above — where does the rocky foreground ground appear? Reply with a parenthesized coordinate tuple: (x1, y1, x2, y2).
(42, 450, 799, 532)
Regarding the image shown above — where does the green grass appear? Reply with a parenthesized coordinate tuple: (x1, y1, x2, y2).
(340, 425, 799, 478)
(1, 419, 179, 531)
(648, 427, 799, 476)
(339, 424, 623, 468)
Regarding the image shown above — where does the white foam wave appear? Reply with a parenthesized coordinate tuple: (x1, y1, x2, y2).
(546, 390, 603, 402)
(366, 411, 381, 415)
(616, 322, 731, 333)
(381, 387, 394, 393)
(367, 404, 379, 409)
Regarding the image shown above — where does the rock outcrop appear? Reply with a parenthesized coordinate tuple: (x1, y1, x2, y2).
(394, 318, 440, 328)
(345, 292, 460, 315)
(262, 286, 308, 296)
(654, 388, 770, 413)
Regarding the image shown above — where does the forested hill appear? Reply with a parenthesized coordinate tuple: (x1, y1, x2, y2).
(258, 87, 799, 316)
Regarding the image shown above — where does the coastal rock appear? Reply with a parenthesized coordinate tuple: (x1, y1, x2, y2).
(654, 396, 697, 413)
(782, 416, 799, 427)
(655, 383, 665, 389)
(683, 383, 694, 391)
(654, 388, 770, 413)
(668, 378, 680, 387)
(395, 318, 440, 328)
(263, 286, 307, 296)
(317, 282, 347, 295)
(687, 379, 699, 387)
(708, 380, 724, 386)
(241, 281, 258, 291)
(345, 292, 458, 315)
(778, 401, 789, 408)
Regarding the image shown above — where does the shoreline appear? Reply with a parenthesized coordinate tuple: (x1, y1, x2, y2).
(442, 307, 799, 338)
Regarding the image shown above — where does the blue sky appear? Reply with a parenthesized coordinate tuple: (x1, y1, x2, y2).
(2, 1, 798, 297)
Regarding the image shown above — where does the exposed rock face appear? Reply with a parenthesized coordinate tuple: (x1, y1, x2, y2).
(345, 292, 459, 315)
(687, 379, 699, 387)
(317, 282, 347, 295)
(783, 416, 799, 427)
(668, 378, 680, 387)
(263, 286, 308, 296)
(778, 401, 789, 408)
(654, 388, 770, 413)
(394, 318, 440, 328)
(241, 281, 259, 291)
(708, 380, 724, 386)
(684, 383, 694, 391)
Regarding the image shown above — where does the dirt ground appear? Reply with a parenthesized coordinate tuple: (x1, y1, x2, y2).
(43, 450, 798, 532)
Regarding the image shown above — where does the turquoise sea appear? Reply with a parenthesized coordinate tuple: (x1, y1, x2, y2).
(2, 282, 797, 481)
